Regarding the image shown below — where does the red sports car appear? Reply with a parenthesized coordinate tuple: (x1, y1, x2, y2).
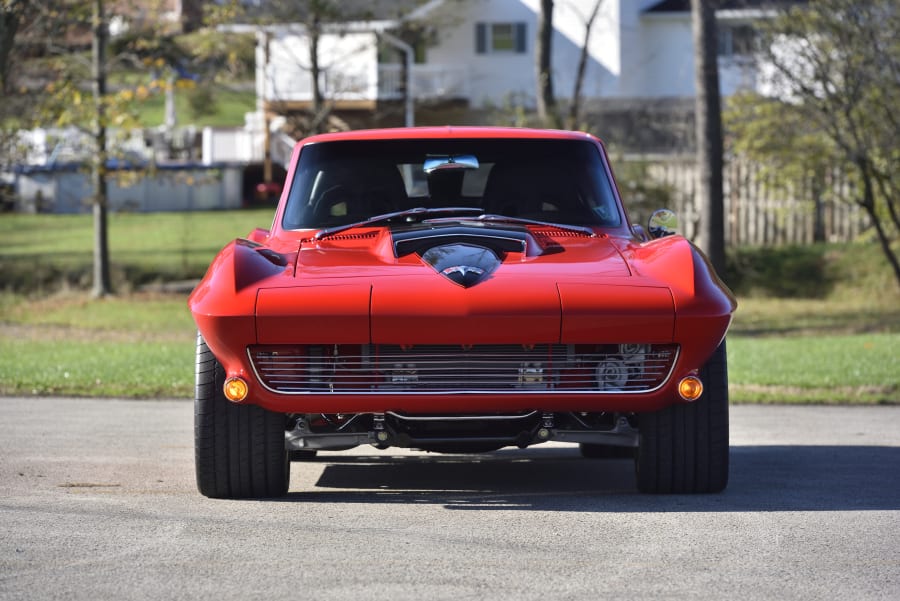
(189, 127, 735, 498)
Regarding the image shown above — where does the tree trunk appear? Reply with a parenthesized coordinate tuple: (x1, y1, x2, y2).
(691, 0, 726, 275)
(567, 0, 602, 130)
(536, 0, 558, 128)
(308, 10, 326, 134)
(857, 160, 900, 289)
(399, 44, 411, 126)
(262, 32, 272, 184)
(872, 170, 900, 236)
(0, 3, 21, 95)
(180, 0, 204, 32)
(91, 0, 111, 298)
(310, 17, 322, 113)
(812, 169, 826, 243)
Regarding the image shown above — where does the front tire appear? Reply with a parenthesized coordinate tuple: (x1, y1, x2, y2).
(635, 341, 729, 494)
(194, 334, 289, 499)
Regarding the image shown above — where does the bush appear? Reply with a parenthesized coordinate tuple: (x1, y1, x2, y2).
(187, 84, 218, 120)
(726, 245, 834, 298)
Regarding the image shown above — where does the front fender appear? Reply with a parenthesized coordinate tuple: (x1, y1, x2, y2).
(188, 239, 292, 385)
(624, 235, 736, 370)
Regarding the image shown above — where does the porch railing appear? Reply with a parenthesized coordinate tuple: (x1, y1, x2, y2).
(264, 64, 469, 103)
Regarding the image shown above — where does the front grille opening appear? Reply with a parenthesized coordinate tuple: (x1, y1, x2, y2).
(249, 343, 678, 394)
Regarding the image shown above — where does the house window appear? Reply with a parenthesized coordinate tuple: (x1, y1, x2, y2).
(476, 23, 527, 54)
(718, 24, 757, 58)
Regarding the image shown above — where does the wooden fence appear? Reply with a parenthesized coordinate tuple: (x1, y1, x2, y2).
(622, 155, 868, 246)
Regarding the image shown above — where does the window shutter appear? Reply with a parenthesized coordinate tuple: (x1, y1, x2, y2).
(515, 22, 527, 53)
(476, 23, 487, 54)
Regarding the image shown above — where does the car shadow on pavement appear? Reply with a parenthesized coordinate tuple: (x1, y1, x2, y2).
(278, 445, 900, 512)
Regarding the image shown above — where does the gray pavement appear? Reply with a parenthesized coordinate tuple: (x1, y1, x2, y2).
(1, 399, 899, 600)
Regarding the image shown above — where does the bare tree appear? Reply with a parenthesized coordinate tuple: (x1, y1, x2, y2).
(7, 0, 216, 296)
(691, 0, 725, 275)
(253, 1, 367, 138)
(566, 0, 603, 130)
(728, 0, 900, 288)
(7, 0, 118, 297)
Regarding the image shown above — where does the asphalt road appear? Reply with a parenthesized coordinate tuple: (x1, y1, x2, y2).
(1, 398, 898, 601)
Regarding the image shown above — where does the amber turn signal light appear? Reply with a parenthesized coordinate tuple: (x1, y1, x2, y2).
(677, 375, 704, 401)
(223, 377, 249, 402)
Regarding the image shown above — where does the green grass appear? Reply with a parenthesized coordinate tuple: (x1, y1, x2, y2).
(0, 209, 270, 398)
(0, 209, 274, 293)
(1, 292, 194, 332)
(0, 337, 193, 398)
(730, 296, 900, 337)
(0, 293, 196, 398)
(1, 212, 899, 402)
(16, 29, 257, 130)
(133, 85, 256, 128)
(727, 294, 899, 403)
(728, 334, 898, 404)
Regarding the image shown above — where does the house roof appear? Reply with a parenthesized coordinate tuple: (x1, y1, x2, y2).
(644, 0, 690, 11)
(322, 0, 430, 23)
(644, 0, 806, 13)
(246, 0, 432, 24)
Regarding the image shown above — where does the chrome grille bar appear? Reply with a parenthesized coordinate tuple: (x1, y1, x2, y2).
(249, 344, 678, 394)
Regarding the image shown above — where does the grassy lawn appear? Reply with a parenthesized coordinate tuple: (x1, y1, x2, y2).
(1, 210, 898, 403)
(0, 209, 274, 292)
(134, 85, 256, 128)
(728, 296, 899, 403)
(0, 293, 195, 398)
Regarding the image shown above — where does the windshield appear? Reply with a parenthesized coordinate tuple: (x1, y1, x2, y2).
(281, 138, 622, 230)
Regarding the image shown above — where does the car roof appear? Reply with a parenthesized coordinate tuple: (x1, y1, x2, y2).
(298, 126, 603, 146)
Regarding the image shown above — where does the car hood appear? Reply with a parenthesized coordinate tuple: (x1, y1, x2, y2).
(255, 226, 675, 345)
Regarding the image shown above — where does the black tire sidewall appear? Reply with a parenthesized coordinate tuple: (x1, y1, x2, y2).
(635, 341, 729, 494)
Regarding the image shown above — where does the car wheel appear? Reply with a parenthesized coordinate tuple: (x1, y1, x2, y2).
(635, 341, 729, 494)
(194, 333, 289, 499)
(580, 443, 635, 459)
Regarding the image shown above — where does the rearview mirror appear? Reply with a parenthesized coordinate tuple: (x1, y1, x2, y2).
(423, 155, 480, 174)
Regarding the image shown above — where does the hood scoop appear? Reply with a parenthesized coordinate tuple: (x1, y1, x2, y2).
(393, 225, 528, 257)
(421, 243, 501, 288)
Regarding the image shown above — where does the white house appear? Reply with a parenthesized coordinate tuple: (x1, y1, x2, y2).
(254, 0, 777, 115)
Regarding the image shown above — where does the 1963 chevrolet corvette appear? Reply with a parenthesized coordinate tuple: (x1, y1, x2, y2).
(189, 126, 735, 498)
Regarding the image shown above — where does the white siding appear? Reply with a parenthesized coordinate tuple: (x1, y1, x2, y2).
(251, 0, 778, 109)
(426, 0, 536, 107)
(422, 0, 694, 105)
(541, 0, 622, 99)
(629, 14, 695, 98)
(260, 30, 380, 103)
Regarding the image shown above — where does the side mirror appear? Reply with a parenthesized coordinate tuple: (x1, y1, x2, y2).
(648, 209, 678, 239)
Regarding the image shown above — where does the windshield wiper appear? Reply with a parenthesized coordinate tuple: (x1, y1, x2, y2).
(314, 207, 483, 240)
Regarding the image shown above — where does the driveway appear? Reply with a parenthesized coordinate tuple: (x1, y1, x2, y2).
(1, 399, 898, 600)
